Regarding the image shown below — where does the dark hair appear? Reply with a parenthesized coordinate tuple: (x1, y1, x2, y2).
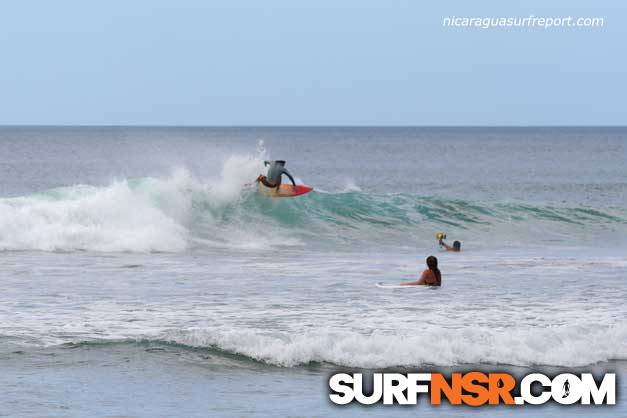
(426, 256, 442, 286)
(453, 241, 461, 251)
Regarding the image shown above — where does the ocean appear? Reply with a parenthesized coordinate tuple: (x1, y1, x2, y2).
(0, 127, 625, 417)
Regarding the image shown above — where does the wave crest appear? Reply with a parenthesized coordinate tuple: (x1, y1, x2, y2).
(159, 325, 627, 368)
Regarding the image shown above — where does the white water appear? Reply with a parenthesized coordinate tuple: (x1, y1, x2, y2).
(0, 152, 268, 252)
(2, 246, 625, 368)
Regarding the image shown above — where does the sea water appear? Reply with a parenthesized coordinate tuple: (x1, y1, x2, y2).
(0, 127, 625, 417)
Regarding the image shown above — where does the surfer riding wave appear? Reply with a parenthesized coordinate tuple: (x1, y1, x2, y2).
(256, 160, 296, 190)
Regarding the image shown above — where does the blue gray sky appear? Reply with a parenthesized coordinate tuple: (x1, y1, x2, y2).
(0, 1, 624, 125)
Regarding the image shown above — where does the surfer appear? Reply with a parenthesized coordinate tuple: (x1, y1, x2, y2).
(400, 256, 442, 286)
(439, 238, 461, 252)
(256, 160, 296, 190)
(563, 379, 570, 398)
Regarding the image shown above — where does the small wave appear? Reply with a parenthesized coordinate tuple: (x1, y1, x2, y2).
(157, 325, 627, 368)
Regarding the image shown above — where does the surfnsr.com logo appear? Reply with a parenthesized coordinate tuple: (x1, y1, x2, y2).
(329, 372, 616, 406)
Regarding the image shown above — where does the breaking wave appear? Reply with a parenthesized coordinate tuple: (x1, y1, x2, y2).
(59, 323, 627, 368)
(162, 324, 627, 367)
(0, 155, 625, 252)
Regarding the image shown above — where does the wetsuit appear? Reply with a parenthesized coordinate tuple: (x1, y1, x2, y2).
(260, 160, 296, 188)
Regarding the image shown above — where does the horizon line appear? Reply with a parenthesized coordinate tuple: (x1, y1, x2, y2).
(1, 124, 626, 129)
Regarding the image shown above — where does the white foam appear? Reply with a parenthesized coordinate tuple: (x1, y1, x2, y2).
(0, 175, 189, 252)
(206, 155, 266, 209)
(0, 152, 268, 252)
(164, 324, 627, 368)
(341, 179, 362, 192)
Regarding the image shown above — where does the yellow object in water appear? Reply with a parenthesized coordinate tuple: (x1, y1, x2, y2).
(435, 232, 446, 240)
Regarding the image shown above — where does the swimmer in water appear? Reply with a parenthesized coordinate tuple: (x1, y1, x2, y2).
(400, 256, 442, 286)
(440, 238, 461, 252)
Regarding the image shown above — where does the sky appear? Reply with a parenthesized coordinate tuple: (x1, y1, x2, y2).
(0, 0, 625, 126)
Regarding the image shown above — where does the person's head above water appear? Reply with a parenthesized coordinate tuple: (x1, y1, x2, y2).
(426, 255, 438, 269)
(438, 236, 461, 252)
(400, 255, 442, 286)
(426, 255, 442, 286)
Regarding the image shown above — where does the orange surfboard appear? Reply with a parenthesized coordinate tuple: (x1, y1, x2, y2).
(258, 184, 313, 197)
